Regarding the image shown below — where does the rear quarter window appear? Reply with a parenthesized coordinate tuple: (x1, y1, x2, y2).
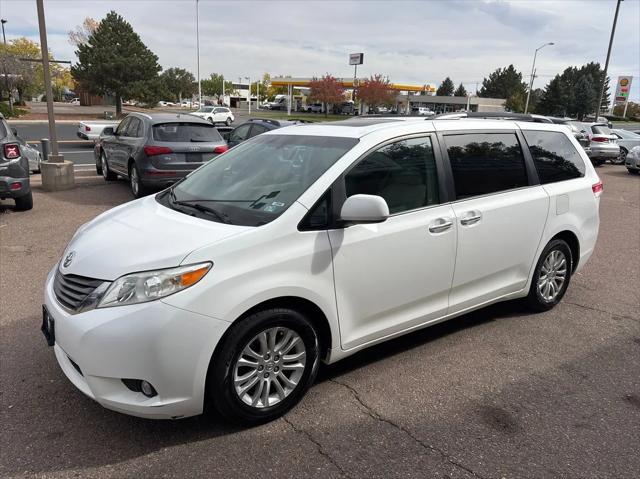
(523, 130, 585, 184)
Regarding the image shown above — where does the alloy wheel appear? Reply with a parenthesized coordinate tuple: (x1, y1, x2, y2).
(537, 250, 567, 302)
(130, 166, 139, 196)
(233, 327, 307, 408)
(101, 154, 108, 180)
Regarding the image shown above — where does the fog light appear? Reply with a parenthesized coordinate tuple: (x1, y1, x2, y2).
(140, 380, 157, 398)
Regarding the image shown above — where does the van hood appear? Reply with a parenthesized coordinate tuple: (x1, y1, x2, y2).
(60, 196, 250, 280)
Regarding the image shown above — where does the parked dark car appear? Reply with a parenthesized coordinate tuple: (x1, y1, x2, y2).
(0, 114, 33, 210)
(96, 113, 228, 198)
(225, 118, 306, 148)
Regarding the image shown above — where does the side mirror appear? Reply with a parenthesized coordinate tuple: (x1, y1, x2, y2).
(340, 194, 389, 224)
(103, 127, 115, 136)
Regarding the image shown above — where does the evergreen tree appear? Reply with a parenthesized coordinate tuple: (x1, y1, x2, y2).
(453, 83, 468, 97)
(573, 75, 596, 120)
(436, 77, 455, 96)
(478, 65, 527, 100)
(160, 68, 196, 103)
(71, 11, 161, 115)
(537, 75, 567, 116)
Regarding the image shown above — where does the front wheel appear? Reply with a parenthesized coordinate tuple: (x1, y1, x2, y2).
(225, 117, 232, 126)
(526, 239, 572, 312)
(208, 308, 320, 425)
(101, 153, 117, 181)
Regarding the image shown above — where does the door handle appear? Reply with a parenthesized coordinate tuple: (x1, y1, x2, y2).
(460, 211, 482, 226)
(428, 218, 453, 233)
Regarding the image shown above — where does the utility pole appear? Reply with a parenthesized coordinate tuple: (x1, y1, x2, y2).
(196, 0, 201, 107)
(36, 0, 73, 190)
(245, 76, 251, 114)
(1, 18, 12, 114)
(596, 0, 622, 119)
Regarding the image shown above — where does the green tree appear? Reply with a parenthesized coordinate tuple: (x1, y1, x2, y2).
(0, 37, 52, 104)
(129, 76, 169, 107)
(201, 73, 234, 98)
(453, 82, 468, 97)
(71, 11, 161, 115)
(505, 91, 526, 112)
(436, 77, 455, 96)
(161, 68, 195, 103)
(478, 65, 527, 100)
(537, 75, 567, 116)
(573, 75, 596, 120)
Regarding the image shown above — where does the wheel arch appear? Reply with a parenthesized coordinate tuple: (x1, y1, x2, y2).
(550, 230, 580, 273)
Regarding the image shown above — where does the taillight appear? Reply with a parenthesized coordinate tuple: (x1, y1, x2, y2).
(592, 181, 603, 197)
(213, 145, 229, 154)
(144, 145, 173, 156)
(85, 125, 91, 132)
(10, 181, 22, 190)
(3, 143, 20, 159)
(591, 137, 607, 142)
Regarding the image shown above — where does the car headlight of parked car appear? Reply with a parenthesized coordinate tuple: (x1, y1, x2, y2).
(97, 262, 212, 308)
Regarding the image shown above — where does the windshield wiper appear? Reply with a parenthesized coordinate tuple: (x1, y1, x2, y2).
(169, 189, 231, 224)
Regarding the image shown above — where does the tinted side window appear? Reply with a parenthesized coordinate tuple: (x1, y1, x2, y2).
(523, 130, 585, 184)
(230, 124, 251, 142)
(115, 117, 130, 136)
(345, 136, 439, 214)
(248, 124, 269, 138)
(125, 118, 142, 137)
(444, 133, 528, 199)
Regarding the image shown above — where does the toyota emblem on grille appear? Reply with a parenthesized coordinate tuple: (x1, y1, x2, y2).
(63, 251, 76, 268)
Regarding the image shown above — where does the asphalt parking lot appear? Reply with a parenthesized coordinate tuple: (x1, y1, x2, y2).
(1, 166, 638, 478)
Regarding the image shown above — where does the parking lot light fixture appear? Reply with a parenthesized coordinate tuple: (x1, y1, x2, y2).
(524, 42, 554, 114)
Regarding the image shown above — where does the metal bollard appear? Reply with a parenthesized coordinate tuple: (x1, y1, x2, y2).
(40, 138, 50, 161)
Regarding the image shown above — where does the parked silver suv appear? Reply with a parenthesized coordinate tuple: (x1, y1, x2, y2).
(0, 114, 33, 210)
(97, 112, 228, 198)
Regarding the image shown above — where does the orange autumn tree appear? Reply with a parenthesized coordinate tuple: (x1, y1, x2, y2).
(357, 74, 395, 111)
(308, 74, 345, 116)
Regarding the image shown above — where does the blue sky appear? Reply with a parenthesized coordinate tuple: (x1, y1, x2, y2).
(1, 0, 639, 101)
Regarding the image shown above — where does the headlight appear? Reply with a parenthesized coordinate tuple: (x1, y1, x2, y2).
(97, 262, 212, 308)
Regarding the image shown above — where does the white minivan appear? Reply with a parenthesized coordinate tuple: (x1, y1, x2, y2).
(42, 117, 601, 423)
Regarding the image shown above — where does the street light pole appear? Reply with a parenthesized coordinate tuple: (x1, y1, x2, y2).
(1, 18, 13, 114)
(524, 42, 554, 114)
(245, 76, 251, 114)
(36, 0, 73, 190)
(196, 0, 201, 107)
(596, 0, 622, 118)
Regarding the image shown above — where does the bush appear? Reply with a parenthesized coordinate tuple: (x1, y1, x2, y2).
(0, 102, 27, 118)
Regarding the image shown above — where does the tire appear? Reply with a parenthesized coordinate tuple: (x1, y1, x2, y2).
(612, 148, 626, 165)
(225, 117, 232, 126)
(101, 153, 117, 181)
(592, 159, 605, 167)
(208, 308, 320, 425)
(14, 191, 33, 211)
(208, 117, 215, 124)
(526, 239, 573, 312)
(33, 154, 42, 174)
(628, 168, 639, 175)
(128, 162, 148, 198)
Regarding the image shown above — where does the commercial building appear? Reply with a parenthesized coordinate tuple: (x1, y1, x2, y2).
(398, 94, 505, 114)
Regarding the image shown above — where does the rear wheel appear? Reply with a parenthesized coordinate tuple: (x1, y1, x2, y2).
(611, 148, 626, 165)
(208, 308, 320, 425)
(225, 117, 232, 126)
(526, 239, 572, 312)
(33, 154, 42, 174)
(129, 162, 149, 198)
(14, 191, 33, 211)
(208, 117, 215, 124)
(101, 153, 117, 181)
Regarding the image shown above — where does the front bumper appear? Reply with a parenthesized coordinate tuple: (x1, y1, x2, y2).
(44, 267, 230, 419)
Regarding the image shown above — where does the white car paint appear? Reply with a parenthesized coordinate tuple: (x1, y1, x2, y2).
(77, 120, 120, 142)
(189, 107, 234, 125)
(44, 119, 600, 419)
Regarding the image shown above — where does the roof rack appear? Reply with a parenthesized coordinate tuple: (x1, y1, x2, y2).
(434, 111, 553, 123)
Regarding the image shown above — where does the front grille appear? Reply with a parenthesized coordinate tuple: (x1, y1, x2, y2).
(53, 270, 104, 312)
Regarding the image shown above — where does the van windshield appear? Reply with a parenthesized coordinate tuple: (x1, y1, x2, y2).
(162, 134, 358, 226)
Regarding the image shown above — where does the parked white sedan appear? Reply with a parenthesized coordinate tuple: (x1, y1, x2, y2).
(190, 107, 234, 126)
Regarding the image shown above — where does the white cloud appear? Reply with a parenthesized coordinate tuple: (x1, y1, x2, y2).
(1, 0, 638, 99)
